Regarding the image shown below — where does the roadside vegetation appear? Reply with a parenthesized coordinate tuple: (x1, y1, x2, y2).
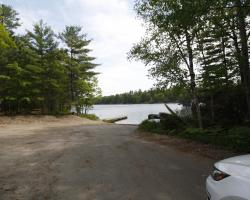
(129, 0, 250, 152)
(0, 4, 101, 116)
(140, 119, 250, 152)
(129, 0, 250, 129)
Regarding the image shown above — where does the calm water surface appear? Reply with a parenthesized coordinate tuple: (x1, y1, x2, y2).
(89, 103, 182, 125)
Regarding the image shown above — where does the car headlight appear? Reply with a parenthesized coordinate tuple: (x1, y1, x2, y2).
(211, 167, 230, 181)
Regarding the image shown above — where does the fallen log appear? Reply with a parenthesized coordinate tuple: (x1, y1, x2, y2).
(103, 116, 128, 123)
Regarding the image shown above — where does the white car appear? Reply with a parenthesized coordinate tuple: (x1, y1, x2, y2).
(206, 154, 250, 200)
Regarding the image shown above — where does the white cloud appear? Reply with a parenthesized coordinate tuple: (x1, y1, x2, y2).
(16, 9, 49, 33)
(4, 0, 155, 95)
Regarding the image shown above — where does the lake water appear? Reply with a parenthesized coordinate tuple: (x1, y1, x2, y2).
(89, 103, 182, 125)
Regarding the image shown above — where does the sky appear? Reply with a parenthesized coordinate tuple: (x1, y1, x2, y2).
(1, 0, 155, 96)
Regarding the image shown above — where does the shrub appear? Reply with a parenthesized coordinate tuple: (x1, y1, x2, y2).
(139, 120, 162, 132)
(138, 118, 250, 153)
(160, 114, 185, 130)
(227, 127, 250, 152)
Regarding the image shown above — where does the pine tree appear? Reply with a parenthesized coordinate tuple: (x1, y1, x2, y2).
(59, 26, 99, 114)
(27, 20, 67, 114)
(0, 24, 21, 114)
(0, 4, 20, 34)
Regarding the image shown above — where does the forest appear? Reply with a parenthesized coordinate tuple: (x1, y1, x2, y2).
(97, 86, 186, 104)
(128, 0, 250, 129)
(0, 4, 100, 115)
(2, 0, 250, 130)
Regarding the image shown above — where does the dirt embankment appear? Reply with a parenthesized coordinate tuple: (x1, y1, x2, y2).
(0, 115, 105, 137)
(0, 115, 104, 126)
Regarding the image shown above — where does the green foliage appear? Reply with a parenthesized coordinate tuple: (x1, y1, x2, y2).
(200, 86, 247, 126)
(131, 0, 250, 125)
(97, 86, 188, 104)
(139, 120, 162, 132)
(79, 113, 99, 121)
(0, 24, 15, 48)
(140, 119, 250, 152)
(0, 4, 20, 34)
(182, 127, 250, 152)
(59, 26, 100, 115)
(128, 31, 187, 88)
(139, 114, 185, 133)
(160, 114, 185, 130)
(25, 20, 66, 114)
(0, 4, 100, 115)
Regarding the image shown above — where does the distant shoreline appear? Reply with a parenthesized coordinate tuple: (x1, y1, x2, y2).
(94, 102, 182, 105)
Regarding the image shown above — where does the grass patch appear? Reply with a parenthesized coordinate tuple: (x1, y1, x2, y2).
(139, 120, 250, 153)
(79, 114, 99, 121)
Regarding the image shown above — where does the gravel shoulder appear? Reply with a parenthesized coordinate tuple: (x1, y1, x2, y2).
(0, 117, 215, 200)
(137, 132, 236, 161)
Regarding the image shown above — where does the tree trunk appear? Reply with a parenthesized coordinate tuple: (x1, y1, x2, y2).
(70, 49, 74, 102)
(210, 95, 215, 123)
(221, 36, 229, 85)
(199, 34, 215, 125)
(185, 30, 203, 129)
(235, 0, 250, 119)
(231, 19, 245, 83)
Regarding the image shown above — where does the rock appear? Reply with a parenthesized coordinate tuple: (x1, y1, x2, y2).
(159, 112, 169, 119)
(148, 114, 160, 120)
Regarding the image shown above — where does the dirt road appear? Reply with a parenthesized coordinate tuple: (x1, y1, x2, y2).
(0, 120, 213, 200)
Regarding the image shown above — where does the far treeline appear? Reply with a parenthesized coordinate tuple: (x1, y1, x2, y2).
(129, 0, 250, 128)
(0, 4, 101, 115)
(97, 87, 186, 104)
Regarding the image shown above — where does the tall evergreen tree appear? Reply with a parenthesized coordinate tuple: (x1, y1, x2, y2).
(0, 24, 21, 114)
(0, 4, 20, 34)
(27, 20, 67, 113)
(59, 26, 99, 114)
(0, 4, 101, 115)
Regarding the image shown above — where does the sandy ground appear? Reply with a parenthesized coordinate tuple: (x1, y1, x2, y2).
(0, 115, 104, 126)
(0, 116, 215, 200)
(0, 115, 105, 137)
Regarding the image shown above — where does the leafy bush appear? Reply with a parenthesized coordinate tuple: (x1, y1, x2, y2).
(160, 114, 185, 130)
(139, 120, 162, 132)
(178, 126, 250, 152)
(139, 118, 250, 152)
(226, 127, 250, 152)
